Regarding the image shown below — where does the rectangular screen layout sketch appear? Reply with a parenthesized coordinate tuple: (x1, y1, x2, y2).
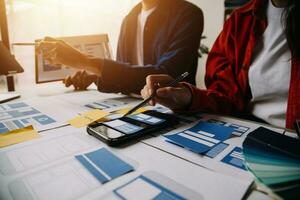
(35, 34, 112, 83)
(0, 102, 56, 133)
(207, 119, 250, 137)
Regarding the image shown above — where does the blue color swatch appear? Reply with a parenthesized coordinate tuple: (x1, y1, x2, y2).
(75, 148, 134, 184)
(243, 127, 300, 200)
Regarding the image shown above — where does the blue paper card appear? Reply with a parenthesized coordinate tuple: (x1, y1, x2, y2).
(75, 148, 134, 184)
(165, 122, 234, 154)
(114, 175, 186, 200)
(205, 143, 229, 158)
(221, 147, 247, 170)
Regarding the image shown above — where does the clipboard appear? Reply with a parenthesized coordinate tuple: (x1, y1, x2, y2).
(35, 34, 112, 84)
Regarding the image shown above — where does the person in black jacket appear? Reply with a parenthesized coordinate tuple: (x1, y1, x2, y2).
(37, 0, 203, 94)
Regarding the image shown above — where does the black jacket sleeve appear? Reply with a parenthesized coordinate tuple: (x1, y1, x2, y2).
(98, 4, 203, 94)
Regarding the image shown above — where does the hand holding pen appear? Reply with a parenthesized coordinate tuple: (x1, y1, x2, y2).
(126, 72, 192, 116)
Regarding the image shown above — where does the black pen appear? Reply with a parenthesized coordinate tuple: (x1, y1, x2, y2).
(124, 72, 189, 117)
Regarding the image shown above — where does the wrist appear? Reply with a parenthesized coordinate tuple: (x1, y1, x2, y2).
(84, 56, 104, 76)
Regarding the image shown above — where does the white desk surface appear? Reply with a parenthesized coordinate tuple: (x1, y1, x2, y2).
(0, 82, 283, 200)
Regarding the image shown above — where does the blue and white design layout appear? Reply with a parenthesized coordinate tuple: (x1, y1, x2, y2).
(114, 176, 186, 200)
(104, 119, 143, 134)
(128, 113, 165, 125)
(205, 143, 229, 158)
(221, 147, 247, 170)
(165, 122, 234, 154)
(208, 119, 250, 136)
(0, 102, 56, 133)
(75, 148, 134, 184)
(85, 99, 129, 110)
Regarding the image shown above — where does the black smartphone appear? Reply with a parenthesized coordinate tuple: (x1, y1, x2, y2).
(87, 110, 179, 146)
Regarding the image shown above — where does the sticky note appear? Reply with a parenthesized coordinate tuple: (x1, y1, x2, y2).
(0, 126, 39, 148)
(68, 109, 110, 128)
(75, 148, 134, 184)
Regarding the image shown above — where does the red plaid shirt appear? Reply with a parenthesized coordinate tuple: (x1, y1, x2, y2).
(185, 0, 300, 129)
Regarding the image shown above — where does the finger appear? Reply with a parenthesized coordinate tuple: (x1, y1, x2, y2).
(36, 41, 57, 54)
(44, 53, 62, 66)
(81, 70, 88, 81)
(39, 41, 57, 49)
(42, 48, 57, 58)
(81, 71, 91, 89)
(72, 71, 85, 90)
(146, 74, 173, 94)
(44, 36, 58, 42)
(146, 74, 173, 87)
(149, 99, 156, 106)
(140, 86, 148, 99)
(141, 86, 156, 106)
(43, 52, 58, 64)
(64, 76, 73, 87)
(44, 57, 59, 66)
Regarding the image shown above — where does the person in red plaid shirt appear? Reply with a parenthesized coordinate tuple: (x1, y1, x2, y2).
(141, 0, 300, 129)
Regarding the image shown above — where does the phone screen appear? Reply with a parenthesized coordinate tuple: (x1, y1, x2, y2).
(127, 113, 166, 125)
(104, 119, 146, 135)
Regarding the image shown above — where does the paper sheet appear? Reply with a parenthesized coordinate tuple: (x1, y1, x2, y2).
(0, 98, 83, 133)
(0, 126, 39, 148)
(68, 109, 110, 128)
(142, 114, 269, 181)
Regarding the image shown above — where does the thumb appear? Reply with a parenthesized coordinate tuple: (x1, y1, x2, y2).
(44, 36, 57, 41)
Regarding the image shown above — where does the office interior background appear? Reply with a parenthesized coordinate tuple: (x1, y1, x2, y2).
(0, 0, 224, 92)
